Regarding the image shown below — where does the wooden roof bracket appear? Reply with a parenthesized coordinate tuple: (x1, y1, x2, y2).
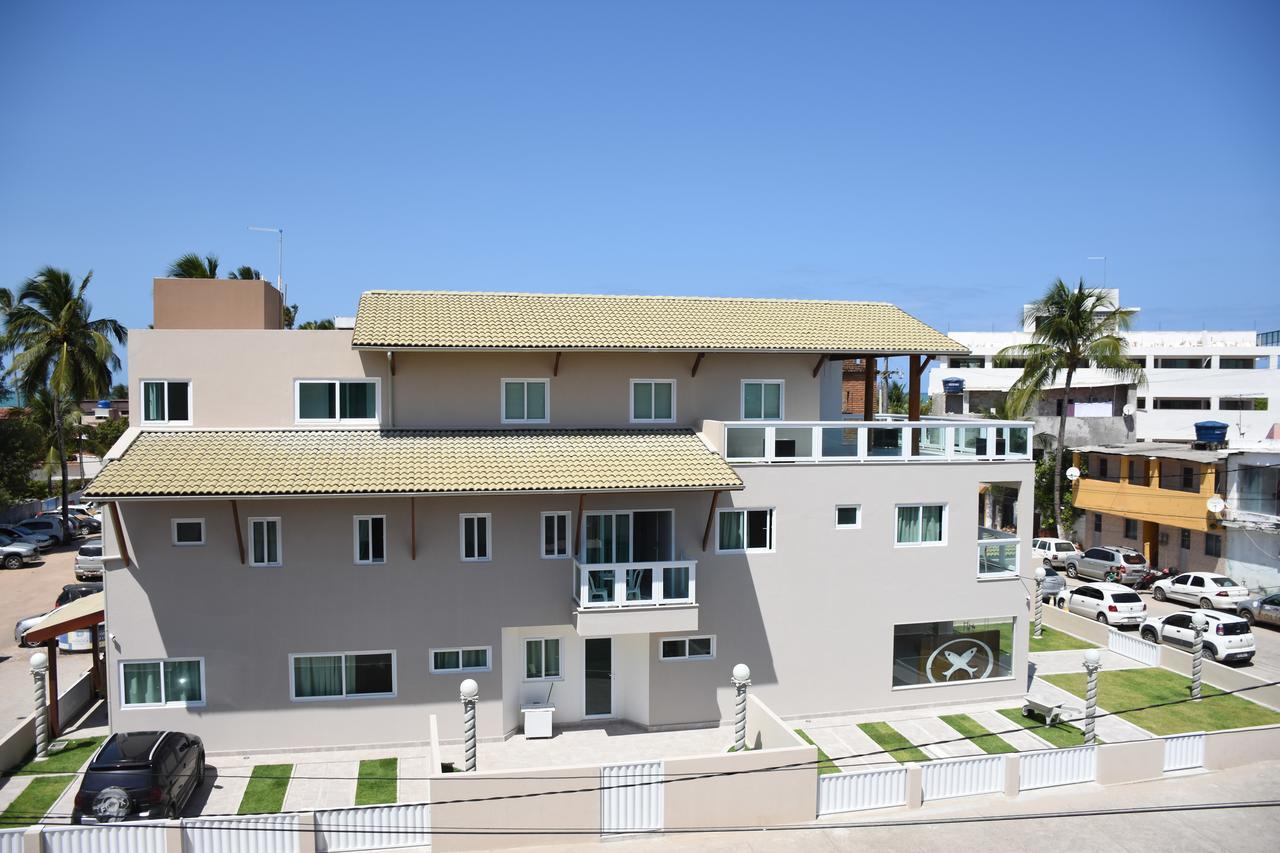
(691, 352, 706, 377)
(553, 351, 563, 376)
(231, 500, 246, 565)
(108, 502, 132, 568)
(410, 496, 417, 560)
(811, 354, 828, 378)
(701, 489, 723, 551)
(573, 493, 586, 555)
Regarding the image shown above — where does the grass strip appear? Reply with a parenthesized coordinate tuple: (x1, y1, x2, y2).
(857, 722, 929, 764)
(238, 764, 293, 815)
(10, 737, 105, 775)
(792, 729, 840, 774)
(354, 757, 398, 805)
(1044, 668, 1280, 735)
(1029, 626, 1096, 653)
(939, 714, 1018, 754)
(0, 775, 74, 826)
(997, 708, 1097, 748)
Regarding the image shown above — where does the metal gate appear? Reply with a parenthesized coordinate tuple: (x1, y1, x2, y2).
(1020, 746, 1097, 790)
(600, 760, 664, 835)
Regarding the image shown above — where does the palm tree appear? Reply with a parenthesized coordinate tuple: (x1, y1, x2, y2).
(4, 267, 126, 534)
(167, 253, 220, 278)
(996, 279, 1145, 536)
(228, 265, 263, 280)
(298, 318, 336, 330)
(24, 387, 81, 481)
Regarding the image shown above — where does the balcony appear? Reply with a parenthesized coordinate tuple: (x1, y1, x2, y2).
(720, 419, 1032, 464)
(977, 528, 1020, 579)
(572, 560, 699, 637)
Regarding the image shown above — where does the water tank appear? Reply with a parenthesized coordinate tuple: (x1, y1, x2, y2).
(94, 400, 111, 418)
(942, 377, 965, 394)
(1194, 421, 1228, 444)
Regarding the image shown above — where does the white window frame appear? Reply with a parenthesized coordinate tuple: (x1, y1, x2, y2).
(138, 379, 193, 426)
(293, 378, 381, 425)
(629, 379, 677, 423)
(288, 650, 398, 702)
(523, 637, 563, 682)
(248, 516, 283, 567)
(894, 503, 948, 547)
(500, 378, 550, 424)
(739, 379, 785, 420)
(835, 505, 861, 529)
(353, 515, 387, 565)
(119, 657, 206, 708)
(429, 646, 492, 674)
(171, 518, 206, 546)
(715, 507, 776, 554)
(540, 511, 571, 560)
(460, 513, 492, 562)
(658, 635, 716, 661)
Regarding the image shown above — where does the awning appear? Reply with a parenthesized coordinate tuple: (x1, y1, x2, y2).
(24, 592, 104, 645)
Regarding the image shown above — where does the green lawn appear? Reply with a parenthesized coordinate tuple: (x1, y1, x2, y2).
(939, 714, 1018, 754)
(1029, 626, 1096, 653)
(997, 708, 1096, 748)
(793, 729, 840, 774)
(0, 775, 74, 826)
(238, 764, 293, 815)
(857, 722, 929, 764)
(354, 757, 398, 805)
(9, 736, 105, 775)
(1044, 668, 1280, 735)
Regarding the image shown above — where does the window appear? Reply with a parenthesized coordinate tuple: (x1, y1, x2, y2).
(1129, 460, 1147, 486)
(1181, 467, 1195, 489)
(740, 380, 783, 420)
(895, 504, 945, 546)
(659, 636, 715, 661)
(1180, 529, 1191, 550)
(835, 505, 861, 528)
(524, 638, 561, 680)
(430, 646, 491, 673)
(295, 379, 379, 423)
(1220, 357, 1262, 370)
(583, 510, 674, 563)
(1098, 457, 1109, 479)
(540, 511, 570, 559)
(1093, 513, 1102, 533)
(1153, 398, 1211, 410)
(630, 380, 676, 423)
(291, 651, 396, 700)
(947, 356, 985, 369)
(249, 517, 282, 566)
(354, 515, 386, 564)
(893, 618, 1014, 687)
(120, 659, 204, 707)
(171, 518, 205, 546)
(1220, 397, 1268, 411)
(717, 508, 775, 553)
(460, 514, 491, 561)
(1123, 519, 1139, 540)
(1154, 357, 1210, 369)
(1136, 396, 1147, 410)
(1205, 533, 1222, 558)
(140, 380, 191, 424)
(501, 379, 549, 423)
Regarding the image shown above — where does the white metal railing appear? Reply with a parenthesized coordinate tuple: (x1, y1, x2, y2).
(1163, 732, 1206, 771)
(920, 754, 1006, 801)
(1019, 746, 1097, 790)
(722, 420, 1033, 464)
(817, 766, 908, 815)
(601, 761, 664, 834)
(42, 823, 168, 853)
(315, 802, 431, 852)
(977, 530, 1020, 578)
(183, 814, 301, 853)
(574, 560, 697, 609)
(1108, 628, 1162, 666)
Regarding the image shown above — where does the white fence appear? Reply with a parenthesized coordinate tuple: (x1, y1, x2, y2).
(1108, 629, 1161, 666)
(183, 814, 300, 853)
(315, 802, 430, 852)
(1163, 732, 1206, 771)
(920, 755, 1004, 801)
(817, 766, 908, 815)
(42, 823, 168, 853)
(0, 829, 26, 853)
(600, 761, 663, 835)
(1020, 746, 1097, 790)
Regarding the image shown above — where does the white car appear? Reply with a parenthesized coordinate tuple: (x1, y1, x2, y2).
(1139, 611, 1256, 664)
(1056, 581, 1147, 627)
(1032, 537, 1083, 569)
(1152, 572, 1251, 611)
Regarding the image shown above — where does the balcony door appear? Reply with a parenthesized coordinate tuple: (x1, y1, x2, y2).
(583, 511, 674, 564)
(584, 637, 612, 717)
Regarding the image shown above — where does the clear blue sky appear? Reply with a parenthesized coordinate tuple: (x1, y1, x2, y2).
(2, 0, 1277, 376)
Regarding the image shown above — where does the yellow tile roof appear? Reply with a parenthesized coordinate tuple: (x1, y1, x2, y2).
(352, 290, 966, 354)
(84, 429, 743, 498)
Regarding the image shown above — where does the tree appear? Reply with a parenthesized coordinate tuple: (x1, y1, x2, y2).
(282, 304, 298, 329)
(24, 387, 81, 480)
(167, 253, 220, 278)
(109, 382, 128, 399)
(228, 266, 264, 280)
(298, 318, 336, 330)
(4, 267, 126, 534)
(996, 280, 1144, 536)
(0, 413, 44, 507)
(88, 416, 129, 456)
(886, 378, 932, 416)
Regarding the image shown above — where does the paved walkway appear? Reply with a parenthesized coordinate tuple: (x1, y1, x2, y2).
(1029, 648, 1149, 676)
(892, 717, 984, 759)
(805, 724, 898, 771)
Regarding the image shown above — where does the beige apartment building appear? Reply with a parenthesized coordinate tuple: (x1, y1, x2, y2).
(87, 282, 1036, 752)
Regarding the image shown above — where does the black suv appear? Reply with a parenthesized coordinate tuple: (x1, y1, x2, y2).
(72, 731, 205, 823)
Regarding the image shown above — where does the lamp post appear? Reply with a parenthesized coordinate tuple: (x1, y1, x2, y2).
(30, 651, 49, 759)
(460, 678, 478, 772)
(1082, 648, 1102, 746)
(77, 432, 87, 483)
(730, 664, 752, 752)
(1033, 567, 1046, 639)
(1190, 612, 1208, 701)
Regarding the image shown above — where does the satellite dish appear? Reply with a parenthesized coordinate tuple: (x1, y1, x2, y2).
(1065, 467, 1081, 481)
(1122, 403, 1136, 417)
(1207, 496, 1226, 514)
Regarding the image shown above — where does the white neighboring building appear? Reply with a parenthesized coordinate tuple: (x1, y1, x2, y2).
(1222, 445, 1280, 591)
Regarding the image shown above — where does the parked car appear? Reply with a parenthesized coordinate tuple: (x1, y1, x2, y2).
(74, 539, 104, 581)
(15, 582, 105, 651)
(1152, 572, 1252, 610)
(14, 612, 45, 648)
(1056, 581, 1147, 627)
(1038, 565, 1066, 602)
(0, 524, 54, 552)
(1238, 592, 1280, 628)
(72, 731, 205, 823)
(43, 509, 101, 534)
(1139, 610, 1256, 663)
(1031, 538, 1083, 569)
(0, 535, 40, 569)
(1070, 546, 1147, 583)
(15, 517, 76, 545)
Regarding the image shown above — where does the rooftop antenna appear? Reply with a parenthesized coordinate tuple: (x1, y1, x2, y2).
(1087, 256, 1107, 288)
(249, 226, 285, 304)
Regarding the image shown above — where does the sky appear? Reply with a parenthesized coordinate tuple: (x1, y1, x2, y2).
(2, 0, 1278, 385)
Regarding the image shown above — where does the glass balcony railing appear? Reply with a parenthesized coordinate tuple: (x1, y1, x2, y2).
(977, 527, 1020, 578)
(722, 419, 1032, 464)
(573, 560, 697, 609)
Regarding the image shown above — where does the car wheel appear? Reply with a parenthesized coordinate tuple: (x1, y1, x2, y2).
(1042, 558, 1052, 568)
(1066, 563, 1078, 579)
(1153, 587, 1167, 602)
(1056, 597, 1066, 609)
(1203, 644, 1219, 663)
(2, 554, 21, 569)
(1199, 597, 1214, 610)
(1095, 612, 1109, 624)
(1141, 628, 1159, 644)
(1241, 611, 1256, 626)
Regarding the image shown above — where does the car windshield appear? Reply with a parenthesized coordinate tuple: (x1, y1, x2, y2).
(1210, 577, 1238, 587)
(1219, 621, 1250, 636)
(1122, 554, 1146, 565)
(1112, 592, 1142, 603)
(1055, 543, 1076, 552)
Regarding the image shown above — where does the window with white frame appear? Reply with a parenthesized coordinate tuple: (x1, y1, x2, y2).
(835, 505, 861, 528)
(291, 651, 396, 700)
(631, 379, 675, 423)
(460, 513, 491, 561)
(740, 380, 783, 420)
(140, 380, 191, 424)
(430, 646, 491, 673)
(354, 515, 386, 564)
(171, 518, 206, 546)
(541, 511, 570, 559)
(895, 504, 945, 546)
(501, 379, 549, 423)
(659, 636, 715, 661)
(524, 638, 561, 680)
(717, 508, 774, 553)
(120, 658, 204, 707)
(249, 517, 282, 566)
(295, 379, 379, 423)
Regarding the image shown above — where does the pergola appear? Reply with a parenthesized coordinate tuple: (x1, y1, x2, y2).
(21, 591, 106, 738)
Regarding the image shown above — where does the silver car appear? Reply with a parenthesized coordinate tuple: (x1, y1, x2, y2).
(1038, 565, 1066, 602)
(1238, 593, 1280, 629)
(0, 524, 54, 552)
(74, 539, 104, 581)
(0, 535, 40, 569)
(1071, 545, 1147, 584)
